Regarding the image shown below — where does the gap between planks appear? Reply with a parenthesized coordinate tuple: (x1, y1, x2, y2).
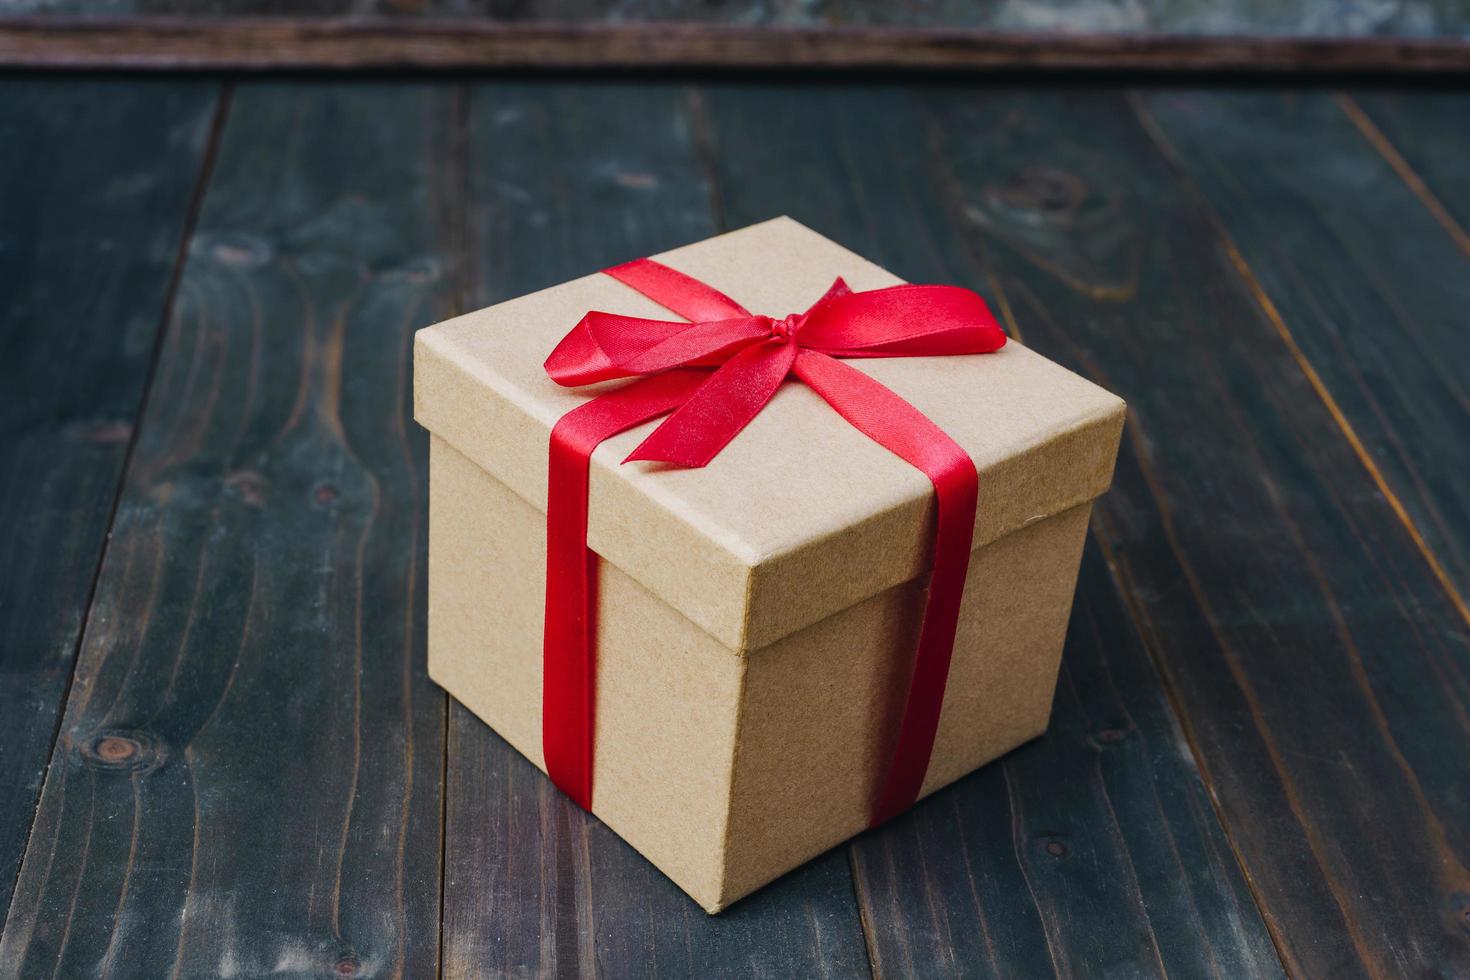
(0, 79, 236, 947)
(1332, 93, 1470, 261)
(436, 80, 472, 980)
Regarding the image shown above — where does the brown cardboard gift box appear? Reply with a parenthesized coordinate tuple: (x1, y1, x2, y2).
(413, 217, 1125, 913)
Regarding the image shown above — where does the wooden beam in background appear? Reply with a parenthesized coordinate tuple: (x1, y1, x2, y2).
(0, 17, 1467, 73)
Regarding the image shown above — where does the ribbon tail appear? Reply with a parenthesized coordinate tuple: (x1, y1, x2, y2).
(545, 370, 707, 810)
(792, 350, 979, 827)
(625, 339, 797, 468)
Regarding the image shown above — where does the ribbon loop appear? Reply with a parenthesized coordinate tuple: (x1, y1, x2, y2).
(626, 338, 799, 467)
(542, 256, 1005, 827)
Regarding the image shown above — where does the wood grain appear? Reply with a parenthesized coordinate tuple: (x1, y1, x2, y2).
(1138, 89, 1470, 621)
(694, 79, 1285, 979)
(0, 82, 453, 978)
(1, 17, 1468, 72)
(914, 86, 1470, 978)
(438, 80, 872, 980)
(0, 79, 216, 928)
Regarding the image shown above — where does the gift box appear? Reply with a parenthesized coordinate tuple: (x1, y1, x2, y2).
(413, 217, 1125, 912)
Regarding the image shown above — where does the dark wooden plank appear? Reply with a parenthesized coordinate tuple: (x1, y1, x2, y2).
(695, 80, 1284, 979)
(1, 17, 1469, 73)
(0, 81, 452, 978)
(439, 80, 872, 979)
(910, 86, 1470, 978)
(1138, 88, 1470, 626)
(0, 78, 217, 929)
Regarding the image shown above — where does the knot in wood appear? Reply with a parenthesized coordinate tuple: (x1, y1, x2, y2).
(988, 166, 1087, 221)
(78, 729, 166, 773)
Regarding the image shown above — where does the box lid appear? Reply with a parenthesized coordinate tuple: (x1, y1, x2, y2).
(414, 217, 1125, 653)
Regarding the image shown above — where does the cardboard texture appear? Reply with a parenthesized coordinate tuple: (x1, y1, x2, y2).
(415, 217, 1126, 912)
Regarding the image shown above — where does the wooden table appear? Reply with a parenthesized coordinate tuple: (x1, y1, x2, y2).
(0, 74, 1467, 979)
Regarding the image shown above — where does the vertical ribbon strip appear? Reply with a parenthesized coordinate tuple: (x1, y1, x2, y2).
(543, 258, 1005, 825)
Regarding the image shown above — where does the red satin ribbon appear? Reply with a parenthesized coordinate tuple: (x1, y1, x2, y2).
(543, 257, 1006, 824)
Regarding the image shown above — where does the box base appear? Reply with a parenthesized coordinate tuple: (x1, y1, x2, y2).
(428, 434, 1093, 912)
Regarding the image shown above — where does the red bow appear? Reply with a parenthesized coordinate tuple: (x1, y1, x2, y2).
(542, 257, 1006, 826)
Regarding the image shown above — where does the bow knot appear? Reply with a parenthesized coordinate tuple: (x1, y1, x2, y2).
(767, 313, 802, 344)
(545, 267, 1006, 470)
